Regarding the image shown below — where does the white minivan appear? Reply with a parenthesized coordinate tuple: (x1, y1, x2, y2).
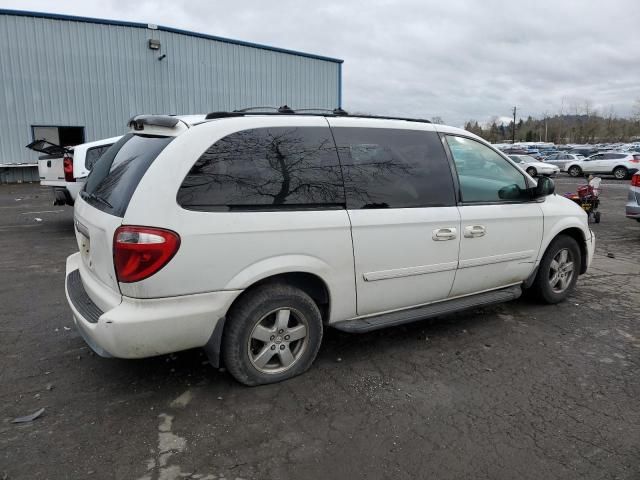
(65, 111, 595, 385)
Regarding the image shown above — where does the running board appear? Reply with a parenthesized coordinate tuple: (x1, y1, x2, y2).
(333, 285, 522, 333)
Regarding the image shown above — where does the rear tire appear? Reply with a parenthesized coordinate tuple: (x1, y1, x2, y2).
(526, 167, 537, 177)
(568, 166, 582, 177)
(531, 235, 581, 304)
(222, 283, 323, 386)
(613, 166, 628, 180)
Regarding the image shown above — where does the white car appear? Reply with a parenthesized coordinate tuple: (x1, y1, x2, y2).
(28, 136, 122, 205)
(566, 152, 640, 180)
(508, 155, 560, 177)
(543, 153, 585, 172)
(65, 111, 595, 385)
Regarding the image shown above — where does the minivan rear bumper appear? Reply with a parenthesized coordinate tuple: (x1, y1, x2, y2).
(65, 253, 241, 358)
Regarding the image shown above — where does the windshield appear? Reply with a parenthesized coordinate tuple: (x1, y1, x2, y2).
(83, 133, 173, 217)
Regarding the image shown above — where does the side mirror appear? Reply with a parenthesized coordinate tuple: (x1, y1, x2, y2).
(533, 176, 555, 198)
(498, 183, 525, 200)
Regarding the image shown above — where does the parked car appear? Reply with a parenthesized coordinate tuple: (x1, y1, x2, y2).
(626, 172, 640, 221)
(27, 136, 121, 205)
(65, 111, 594, 385)
(544, 153, 585, 172)
(569, 147, 599, 158)
(566, 152, 640, 179)
(508, 155, 560, 177)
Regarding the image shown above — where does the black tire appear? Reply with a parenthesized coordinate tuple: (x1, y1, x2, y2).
(531, 235, 582, 304)
(613, 166, 628, 180)
(222, 283, 323, 386)
(526, 167, 537, 177)
(594, 211, 601, 223)
(568, 165, 582, 177)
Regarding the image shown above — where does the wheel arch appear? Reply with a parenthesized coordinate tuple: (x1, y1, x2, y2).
(541, 227, 588, 275)
(204, 267, 333, 368)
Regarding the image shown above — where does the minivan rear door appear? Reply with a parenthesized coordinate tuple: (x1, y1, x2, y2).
(74, 134, 175, 294)
(328, 120, 461, 317)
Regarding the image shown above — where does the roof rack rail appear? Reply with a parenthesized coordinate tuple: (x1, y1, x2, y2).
(204, 106, 431, 124)
(295, 107, 349, 116)
(233, 106, 280, 112)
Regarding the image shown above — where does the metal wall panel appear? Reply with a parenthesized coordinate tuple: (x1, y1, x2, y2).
(0, 12, 341, 172)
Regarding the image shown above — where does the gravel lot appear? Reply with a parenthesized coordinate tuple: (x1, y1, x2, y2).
(1, 177, 639, 480)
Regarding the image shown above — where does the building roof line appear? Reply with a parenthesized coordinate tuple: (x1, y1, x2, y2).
(0, 8, 344, 64)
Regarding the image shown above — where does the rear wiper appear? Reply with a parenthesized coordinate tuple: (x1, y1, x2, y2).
(81, 191, 113, 209)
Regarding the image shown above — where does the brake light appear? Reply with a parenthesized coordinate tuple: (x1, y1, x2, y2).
(631, 155, 640, 163)
(113, 226, 180, 283)
(632, 174, 640, 187)
(63, 155, 75, 182)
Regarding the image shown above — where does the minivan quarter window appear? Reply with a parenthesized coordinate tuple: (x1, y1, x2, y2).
(178, 127, 345, 210)
(446, 136, 529, 203)
(331, 128, 456, 209)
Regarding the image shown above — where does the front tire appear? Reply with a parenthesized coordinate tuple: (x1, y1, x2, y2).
(531, 235, 581, 304)
(222, 283, 323, 386)
(526, 167, 537, 177)
(568, 166, 582, 177)
(613, 166, 628, 180)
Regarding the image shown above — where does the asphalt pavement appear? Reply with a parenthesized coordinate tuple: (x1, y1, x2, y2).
(1, 177, 639, 480)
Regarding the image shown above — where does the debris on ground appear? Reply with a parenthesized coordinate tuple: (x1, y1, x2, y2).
(12, 407, 45, 424)
(607, 252, 615, 258)
(34, 218, 42, 222)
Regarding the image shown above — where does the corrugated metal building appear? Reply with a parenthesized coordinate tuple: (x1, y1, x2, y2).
(0, 9, 343, 183)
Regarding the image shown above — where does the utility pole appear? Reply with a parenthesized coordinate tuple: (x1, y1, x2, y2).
(545, 117, 548, 142)
(512, 106, 517, 144)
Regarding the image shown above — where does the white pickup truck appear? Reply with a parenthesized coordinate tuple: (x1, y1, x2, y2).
(27, 136, 121, 205)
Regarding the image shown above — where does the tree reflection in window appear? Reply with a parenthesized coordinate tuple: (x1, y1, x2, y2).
(178, 127, 345, 209)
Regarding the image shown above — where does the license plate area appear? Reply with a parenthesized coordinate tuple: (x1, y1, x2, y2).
(75, 219, 92, 264)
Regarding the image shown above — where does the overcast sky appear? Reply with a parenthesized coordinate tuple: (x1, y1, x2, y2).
(2, 0, 639, 126)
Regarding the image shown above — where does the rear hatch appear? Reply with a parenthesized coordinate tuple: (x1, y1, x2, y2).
(74, 133, 174, 294)
(26, 139, 71, 185)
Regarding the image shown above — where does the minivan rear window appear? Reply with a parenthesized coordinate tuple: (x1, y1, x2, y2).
(82, 134, 173, 217)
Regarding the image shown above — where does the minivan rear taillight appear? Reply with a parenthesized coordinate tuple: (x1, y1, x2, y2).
(113, 226, 180, 283)
(631, 174, 640, 187)
(63, 155, 75, 182)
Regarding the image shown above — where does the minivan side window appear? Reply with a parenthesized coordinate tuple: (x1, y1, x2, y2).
(177, 127, 345, 211)
(445, 136, 528, 203)
(331, 128, 456, 209)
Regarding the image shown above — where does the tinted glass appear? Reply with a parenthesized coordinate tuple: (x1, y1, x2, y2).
(331, 128, 455, 209)
(446, 136, 528, 203)
(83, 134, 173, 217)
(84, 144, 113, 170)
(177, 127, 344, 210)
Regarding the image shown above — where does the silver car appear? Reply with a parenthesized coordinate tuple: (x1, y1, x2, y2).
(544, 153, 585, 172)
(626, 173, 640, 221)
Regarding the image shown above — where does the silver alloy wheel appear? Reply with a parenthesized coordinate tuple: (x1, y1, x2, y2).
(247, 308, 309, 374)
(614, 168, 627, 180)
(568, 166, 580, 177)
(548, 248, 575, 293)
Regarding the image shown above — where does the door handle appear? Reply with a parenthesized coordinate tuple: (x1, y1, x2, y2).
(432, 227, 457, 241)
(464, 225, 486, 238)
